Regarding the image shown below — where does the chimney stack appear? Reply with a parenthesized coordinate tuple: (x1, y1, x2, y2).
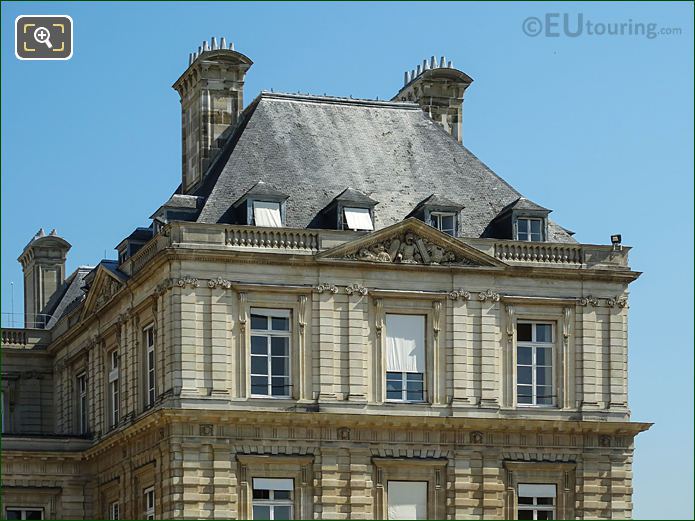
(392, 55, 473, 144)
(173, 38, 253, 193)
(18, 229, 71, 328)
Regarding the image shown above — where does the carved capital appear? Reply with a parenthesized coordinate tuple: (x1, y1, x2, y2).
(505, 304, 515, 341)
(606, 296, 628, 308)
(579, 295, 598, 306)
(375, 298, 384, 335)
(562, 307, 572, 339)
(448, 288, 471, 301)
(238, 292, 248, 332)
(177, 275, 199, 288)
(208, 276, 232, 289)
(345, 283, 368, 297)
(478, 289, 500, 302)
(298, 295, 308, 332)
(432, 301, 442, 336)
(315, 282, 338, 294)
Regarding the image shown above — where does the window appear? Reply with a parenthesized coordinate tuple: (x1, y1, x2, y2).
(343, 207, 374, 231)
(1, 389, 8, 433)
(252, 478, 293, 520)
(250, 309, 291, 398)
(108, 350, 119, 427)
(385, 314, 425, 402)
(387, 481, 427, 520)
(516, 218, 543, 242)
(253, 201, 282, 227)
(109, 501, 120, 520)
(144, 487, 155, 520)
(517, 484, 556, 520)
(77, 372, 87, 434)
(429, 212, 456, 236)
(144, 326, 156, 407)
(5, 509, 43, 520)
(517, 322, 554, 406)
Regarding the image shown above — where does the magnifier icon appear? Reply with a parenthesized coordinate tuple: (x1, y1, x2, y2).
(33, 26, 53, 49)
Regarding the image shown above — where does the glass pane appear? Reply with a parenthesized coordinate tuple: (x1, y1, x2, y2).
(530, 232, 542, 242)
(271, 357, 289, 377)
(252, 505, 271, 519)
(251, 376, 268, 395)
(251, 336, 267, 354)
(274, 506, 292, 520)
(271, 377, 289, 396)
(274, 490, 291, 500)
(536, 347, 552, 366)
(518, 367, 532, 385)
(537, 386, 553, 405)
(517, 346, 532, 366)
(272, 316, 289, 331)
(517, 323, 532, 342)
(535, 324, 552, 343)
(517, 385, 532, 404)
(517, 509, 534, 520)
(530, 220, 541, 233)
(253, 489, 270, 500)
(441, 215, 455, 232)
(518, 497, 533, 505)
(25, 512, 43, 520)
(251, 314, 268, 330)
(5, 511, 22, 520)
(429, 215, 438, 227)
(537, 510, 554, 520)
(271, 337, 289, 356)
(406, 374, 424, 401)
(536, 367, 552, 386)
(251, 356, 268, 375)
(517, 219, 529, 233)
(537, 498, 554, 506)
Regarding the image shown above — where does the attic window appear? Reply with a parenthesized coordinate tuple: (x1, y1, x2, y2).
(344, 207, 374, 231)
(429, 212, 456, 236)
(253, 201, 283, 227)
(516, 218, 543, 242)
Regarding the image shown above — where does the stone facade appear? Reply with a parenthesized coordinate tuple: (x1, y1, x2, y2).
(1, 40, 650, 520)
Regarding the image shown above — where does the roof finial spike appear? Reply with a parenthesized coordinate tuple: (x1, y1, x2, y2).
(423, 58, 429, 71)
(440, 56, 446, 68)
(211, 36, 217, 50)
(203, 40, 209, 51)
(229, 41, 234, 50)
(404, 71, 409, 85)
(36, 228, 45, 238)
(416, 64, 422, 76)
(220, 36, 226, 49)
(430, 55, 437, 69)
(198, 46, 202, 55)
(448, 60, 453, 68)
(49, 228, 57, 236)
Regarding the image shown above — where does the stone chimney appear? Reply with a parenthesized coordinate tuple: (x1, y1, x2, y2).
(17, 228, 71, 328)
(392, 56, 473, 144)
(173, 37, 253, 193)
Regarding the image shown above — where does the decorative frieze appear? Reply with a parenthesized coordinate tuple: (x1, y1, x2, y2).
(606, 296, 628, 308)
(579, 295, 598, 306)
(448, 288, 471, 300)
(177, 275, 199, 288)
(478, 289, 500, 302)
(207, 276, 232, 289)
(314, 282, 338, 294)
(345, 283, 368, 296)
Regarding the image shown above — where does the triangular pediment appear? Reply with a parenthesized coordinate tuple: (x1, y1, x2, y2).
(81, 265, 127, 318)
(316, 218, 505, 267)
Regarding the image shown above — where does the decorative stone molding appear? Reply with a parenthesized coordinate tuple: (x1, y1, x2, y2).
(345, 283, 368, 296)
(579, 295, 598, 306)
(298, 295, 308, 333)
(177, 275, 199, 288)
(478, 289, 500, 302)
(94, 277, 122, 310)
(238, 292, 248, 333)
(470, 431, 484, 444)
(606, 296, 628, 308)
(432, 301, 442, 338)
(207, 276, 232, 289)
(337, 427, 351, 440)
(154, 278, 173, 296)
(199, 424, 214, 436)
(375, 298, 384, 337)
(448, 288, 471, 300)
(505, 304, 515, 345)
(343, 230, 478, 266)
(314, 282, 338, 294)
(599, 435, 611, 447)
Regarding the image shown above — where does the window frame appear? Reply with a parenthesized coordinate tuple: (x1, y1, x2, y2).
(249, 199, 285, 227)
(342, 206, 374, 231)
(516, 321, 555, 408)
(384, 313, 427, 404)
(108, 349, 119, 428)
(249, 308, 292, 399)
(76, 372, 88, 434)
(428, 211, 457, 236)
(386, 480, 429, 520)
(4, 508, 44, 520)
(144, 486, 155, 520)
(251, 478, 294, 520)
(109, 501, 120, 521)
(515, 217, 544, 242)
(517, 483, 556, 520)
(143, 324, 156, 408)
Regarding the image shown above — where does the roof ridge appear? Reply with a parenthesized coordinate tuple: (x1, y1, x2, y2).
(259, 91, 420, 110)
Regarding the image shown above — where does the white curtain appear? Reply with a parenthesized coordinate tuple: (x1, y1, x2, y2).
(386, 314, 425, 372)
(253, 201, 282, 227)
(344, 207, 374, 231)
(518, 484, 556, 497)
(253, 478, 293, 491)
(387, 481, 427, 520)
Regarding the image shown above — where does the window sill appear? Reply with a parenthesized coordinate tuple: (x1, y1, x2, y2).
(516, 404, 557, 409)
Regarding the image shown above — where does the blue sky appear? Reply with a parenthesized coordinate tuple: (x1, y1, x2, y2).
(1, 1, 693, 517)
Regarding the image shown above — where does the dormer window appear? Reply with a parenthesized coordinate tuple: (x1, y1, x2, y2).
(343, 207, 374, 231)
(429, 212, 456, 236)
(409, 194, 463, 237)
(516, 218, 543, 242)
(253, 201, 283, 227)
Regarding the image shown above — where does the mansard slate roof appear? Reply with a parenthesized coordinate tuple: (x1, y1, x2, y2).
(193, 92, 575, 243)
(42, 266, 92, 328)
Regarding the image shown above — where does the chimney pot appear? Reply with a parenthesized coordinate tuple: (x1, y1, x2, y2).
(423, 59, 429, 71)
(430, 56, 437, 69)
(211, 36, 217, 50)
(230, 42, 235, 50)
(416, 64, 422, 76)
(220, 37, 227, 48)
(448, 60, 453, 68)
(404, 71, 409, 85)
(203, 40, 209, 51)
(440, 56, 446, 68)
